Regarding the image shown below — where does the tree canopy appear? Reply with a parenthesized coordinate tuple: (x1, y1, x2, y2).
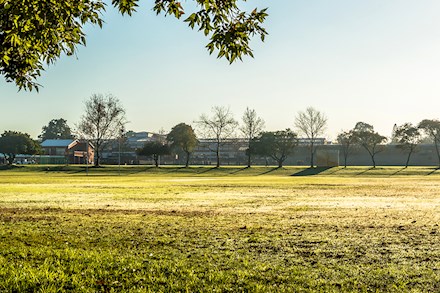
(336, 130, 355, 168)
(351, 122, 387, 168)
(136, 141, 170, 167)
(251, 129, 298, 168)
(1, 0, 268, 91)
(39, 118, 74, 141)
(167, 123, 198, 167)
(0, 131, 40, 164)
(418, 119, 440, 166)
(393, 123, 422, 168)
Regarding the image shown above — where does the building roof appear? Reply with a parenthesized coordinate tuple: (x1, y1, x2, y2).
(41, 139, 76, 148)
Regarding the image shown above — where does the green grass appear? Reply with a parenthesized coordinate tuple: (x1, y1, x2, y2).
(0, 166, 439, 292)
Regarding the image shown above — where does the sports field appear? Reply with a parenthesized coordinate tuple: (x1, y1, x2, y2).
(0, 166, 439, 292)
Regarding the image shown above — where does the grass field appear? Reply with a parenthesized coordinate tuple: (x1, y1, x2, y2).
(0, 165, 439, 292)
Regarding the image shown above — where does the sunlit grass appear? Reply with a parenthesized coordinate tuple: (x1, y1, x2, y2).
(0, 165, 439, 292)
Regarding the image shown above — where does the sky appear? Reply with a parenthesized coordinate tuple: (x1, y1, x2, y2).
(2, 0, 440, 140)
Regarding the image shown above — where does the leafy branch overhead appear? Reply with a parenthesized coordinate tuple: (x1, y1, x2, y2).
(0, 0, 268, 91)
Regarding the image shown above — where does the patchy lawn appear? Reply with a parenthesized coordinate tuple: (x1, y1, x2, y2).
(0, 166, 439, 292)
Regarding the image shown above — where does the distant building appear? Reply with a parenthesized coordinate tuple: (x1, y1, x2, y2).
(100, 131, 167, 164)
(189, 137, 330, 166)
(125, 131, 166, 150)
(34, 134, 440, 167)
(191, 138, 248, 165)
(297, 137, 328, 145)
(40, 139, 94, 164)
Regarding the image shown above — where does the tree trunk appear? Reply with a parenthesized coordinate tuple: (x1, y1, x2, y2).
(216, 142, 220, 167)
(94, 139, 101, 167)
(247, 141, 251, 167)
(95, 149, 100, 167)
(435, 140, 440, 168)
(6, 154, 14, 165)
(405, 150, 413, 168)
(278, 159, 283, 168)
(363, 145, 375, 168)
(154, 155, 159, 167)
(185, 151, 190, 167)
(310, 142, 314, 168)
(343, 153, 348, 168)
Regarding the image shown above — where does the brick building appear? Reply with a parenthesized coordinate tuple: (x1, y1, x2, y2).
(40, 139, 94, 164)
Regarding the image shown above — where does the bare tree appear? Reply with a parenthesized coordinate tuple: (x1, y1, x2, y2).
(196, 106, 238, 167)
(351, 122, 387, 168)
(294, 107, 327, 167)
(240, 107, 265, 167)
(337, 130, 355, 168)
(76, 94, 127, 167)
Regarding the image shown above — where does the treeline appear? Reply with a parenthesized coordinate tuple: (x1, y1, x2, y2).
(1, 93, 440, 168)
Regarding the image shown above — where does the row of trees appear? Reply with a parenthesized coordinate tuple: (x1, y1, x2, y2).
(0, 94, 325, 168)
(69, 97, 440, 168)
(48, 95, 327, 168)
(192, 106, 328, 168)
(0, 131, 40, 165)
(0, 94, 127, 166)
(338, 120, 440, 168)
(2, 93, 440, 168)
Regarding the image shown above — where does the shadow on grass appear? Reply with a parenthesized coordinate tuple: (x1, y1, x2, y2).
(427, 167, 440, 176)
(324, 167, 345, 175)
(389, 167, 406, 176)
(357, 167, 374, 175)
(0, 164, 23, 171)
(0, 164, 90, 173)
(291, 167, 332, 176)
(196, 167, 218, 174)
(43, 165, 73, 172)
(258, 167, 281, 175)
(62, 166, 119, 175)
(229, 167, 250, 175)
(164, 166, 189, 174)
(128, 166, 157, 174)
(67, 168, 87, 174)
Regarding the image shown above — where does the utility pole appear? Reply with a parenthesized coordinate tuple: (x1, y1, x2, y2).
(118, 126, 125, 176)
(118, 137, 121, 176)
(86, 140, 89, 176)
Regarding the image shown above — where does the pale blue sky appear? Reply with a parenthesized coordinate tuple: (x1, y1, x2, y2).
(2, 0, 440, 140)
